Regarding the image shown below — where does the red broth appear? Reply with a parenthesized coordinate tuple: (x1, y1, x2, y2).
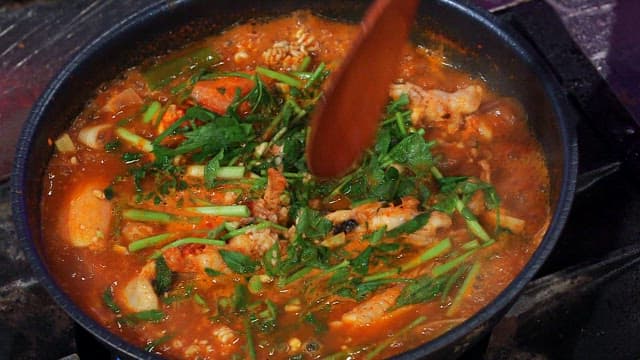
(41, 12, 549, 359)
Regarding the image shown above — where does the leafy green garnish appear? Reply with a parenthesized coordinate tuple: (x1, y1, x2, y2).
(296, 207, 333, 240)
(351, 246, 373, 275)
(153, 255, 173, 294)
(104, 140, 121, 153)
(303, 312, 328, 333)
(204, 150, 224, 188)
(204, 267, 224, 277)
(220, 249, 258, 274)
(385, 212, 431, 238)
(143, 47, 219, 90)
(126, 309, 167, 323)
(102, 285, 120, 314)
(232, 284, 250, 312)
(392, 275, 448, 310)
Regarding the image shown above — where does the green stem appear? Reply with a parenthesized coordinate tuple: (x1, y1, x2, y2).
(215, 166, 245, 179)
(447, 261, 481, 316)
(298, 56, 311, 71)
(149, 237, 226, 259)
(305, 62, 327, 89)
(244, 316, 257, 360)
(143, 47, 219, 90)
(256, 66, 302, 88)
(122, 209, 177, 223)
(455, 198, 493, 243)
(441, 264, 470, 302)
(395, 112, 407, 136)
(115, 128, 153, 152)
(186, 205, 250, 217)
(461, 239, 480, 251)
(400, 238, 452, 272)
(362, 268, 400, 282)
(221, 221, 287, 241)
(128, 233, 174, 252)
(365, 316, 427, 360)
(142, 101, 162, 124)
(431, 250, 475, 277)
(280, 266, 313, 286)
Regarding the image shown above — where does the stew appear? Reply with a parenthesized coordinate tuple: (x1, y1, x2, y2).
(42, 12, 550, 359)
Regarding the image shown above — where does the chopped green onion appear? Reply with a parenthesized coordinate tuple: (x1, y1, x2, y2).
(461, 239, 480, 251)
(455, 198, 493, 243)
(432, 250, 475, 277)
(305, 62, 327, 89)
(214, 166, 245, 179)
(395, 112, 407, 136)
(447, 261, 481, 316)
(248, 275, 263, 294)
(127, 309, 166, 323)
(256, 66, 302, 88)
(401, 238, 452, 272)
(115, 127, 153, 152)
(142, 101, 162, 123)
(221, 221, 287, 241)
(280, 267, 313, 286)
(193, 293, 208, 308)
(244, 316, 257, 360)
(365, 316, 427, 359)
(150, 237, 226, 259)
(143, 47, 219, 90)
(441, 264, 469, 302)
(102, 285, 121, 314)
(123, 209, 177, 223)
(298, 56, 311, 71)
(186, 165, 245, 179)
(320, 232, 346, 248)
(362, 268, 400, 282)
(186, 205, 250, 217)
(144, 333, 174, 352)
(128, 233, 174, 252)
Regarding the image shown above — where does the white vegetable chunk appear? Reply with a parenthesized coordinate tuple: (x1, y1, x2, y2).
(122, 276, 159, 312)
(64, 182, 112, 247)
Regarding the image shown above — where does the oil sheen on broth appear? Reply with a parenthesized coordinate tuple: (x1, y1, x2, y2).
(41, 12, 550, 360)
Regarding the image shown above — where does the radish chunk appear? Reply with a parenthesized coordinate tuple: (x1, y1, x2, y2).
(65, 182, 112, 248)
(102, 88, 143, 113)
(122, 276, 159, 312)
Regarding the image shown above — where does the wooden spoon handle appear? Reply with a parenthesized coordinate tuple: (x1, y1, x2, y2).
(306, 0, 420, 177)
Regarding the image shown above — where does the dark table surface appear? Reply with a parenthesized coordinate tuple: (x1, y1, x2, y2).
(2, 0, 640, 359)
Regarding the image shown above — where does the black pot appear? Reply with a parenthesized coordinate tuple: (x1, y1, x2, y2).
(11, 0, 577, 358)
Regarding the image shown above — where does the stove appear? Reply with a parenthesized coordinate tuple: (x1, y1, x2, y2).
(1, 0, 639, 359)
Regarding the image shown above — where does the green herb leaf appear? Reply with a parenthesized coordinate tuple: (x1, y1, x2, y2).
(296, 207, 333, 240)
(204, 267, 224, 277)
(387, 133, 435, 174)
(232, 284, 249, 312)
(204, 150, 224, 188)
(153, 256, 173, 294)
(128, 309, 166, 323)
(220, 249, 258, 274)
(102, 285, 121, 314)
(303, 312, 328, 333)
(352, 247, 373, 275)
(385, 212, 431, 238)
(392, 275, 448, 309)
(105, 140, 121, 153)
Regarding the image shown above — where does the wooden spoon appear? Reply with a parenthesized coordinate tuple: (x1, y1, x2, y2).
(306, 0, 420, 177)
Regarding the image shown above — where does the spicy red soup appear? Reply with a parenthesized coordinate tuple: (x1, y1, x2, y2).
(42, 12, 550, 359)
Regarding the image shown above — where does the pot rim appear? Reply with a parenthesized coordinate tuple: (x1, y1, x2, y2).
(10, 0, 578, 359)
